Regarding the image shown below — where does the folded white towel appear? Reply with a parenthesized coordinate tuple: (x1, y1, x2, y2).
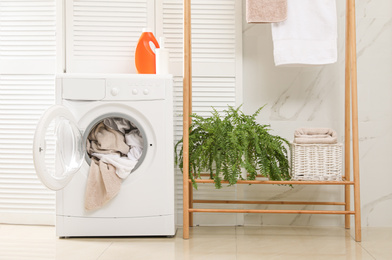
(294, 127, 338, 144)
(92, 153, 138, 179)
(246, 0, 287, 23)
(271, 0, 338, 66)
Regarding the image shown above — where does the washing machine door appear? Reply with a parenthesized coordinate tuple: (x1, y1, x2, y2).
(33, 105, 85, 191)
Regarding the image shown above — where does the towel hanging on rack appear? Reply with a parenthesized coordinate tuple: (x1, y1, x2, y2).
(271, 0, 338, 66)
(246, 0, 287, 23)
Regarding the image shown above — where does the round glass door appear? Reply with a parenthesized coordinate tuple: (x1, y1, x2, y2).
(83, 114, 148, 176)
(33, 105, 85, 191)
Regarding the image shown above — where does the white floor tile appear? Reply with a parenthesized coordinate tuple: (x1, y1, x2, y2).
(0, 224, 390, 259)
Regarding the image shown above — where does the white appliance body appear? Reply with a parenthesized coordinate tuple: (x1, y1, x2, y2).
(34, 74, 175, 237)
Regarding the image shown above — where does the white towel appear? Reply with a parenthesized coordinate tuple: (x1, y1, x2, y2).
(271, 0, 338, 66)
(294, 127, 338, 144)
(125, 129, 143, 148)
(92, 153, 138, 179)
(125, 129, 144, 161)
(128, 147, 143, 161)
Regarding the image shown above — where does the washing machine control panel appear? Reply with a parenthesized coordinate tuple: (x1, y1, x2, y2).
(105, 78, 166, 101)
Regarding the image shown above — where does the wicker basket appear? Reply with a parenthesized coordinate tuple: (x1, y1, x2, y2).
(290, 143, 343, 181)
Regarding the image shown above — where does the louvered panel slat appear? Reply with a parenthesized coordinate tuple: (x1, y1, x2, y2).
(0, 205, 54, 211)
(0, 0, 56, 74)
(0, 105, 54, 111)
(0, 195, 53, 202)
(0, 184, 53, 190)
(0, 173, 44, 179)
(0, 197, 53, 204)
(161, 1, 182, 63)
(67, 0, 154, 73)
(0, 118, 44, 123)
(0, 75, 55, 222)
(0, 189, 53, 195)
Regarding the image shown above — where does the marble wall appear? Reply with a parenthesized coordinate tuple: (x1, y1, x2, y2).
(241, 0, 392, 227)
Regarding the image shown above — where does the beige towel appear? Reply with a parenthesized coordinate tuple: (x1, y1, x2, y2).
(246, 0, 287, 23)
(87, 122, 130, 155)
(294, 128, 338, 144)
(85, 159, 122, 211)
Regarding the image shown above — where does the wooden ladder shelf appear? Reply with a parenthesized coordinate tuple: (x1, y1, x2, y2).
(182, 0, 361, 242)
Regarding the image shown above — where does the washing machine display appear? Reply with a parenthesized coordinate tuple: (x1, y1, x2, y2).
(33, 74, 175, 237)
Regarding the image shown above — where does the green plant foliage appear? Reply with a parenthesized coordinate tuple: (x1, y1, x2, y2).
(175, 105, 291, 189)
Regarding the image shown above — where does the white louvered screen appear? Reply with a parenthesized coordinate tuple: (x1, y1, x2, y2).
(173, 76, 242, 225)
(173, 77, 237, 137)
(0, 75, 56, 225)
(156, 0, 238, 77)
(160, 0, 242, 225)
(158, 0, 242, 225)
(0, 0, 56, 74)
(66, 0, 154, 73)
(0, 1, 56, 225)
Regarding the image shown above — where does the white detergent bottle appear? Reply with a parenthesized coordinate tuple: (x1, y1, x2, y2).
(156, 37, 170, 75)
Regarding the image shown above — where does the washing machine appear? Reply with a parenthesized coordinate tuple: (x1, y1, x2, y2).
(33, 74, 175, 237)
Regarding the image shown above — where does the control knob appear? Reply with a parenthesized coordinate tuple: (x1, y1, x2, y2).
(111, 88, 119, 96)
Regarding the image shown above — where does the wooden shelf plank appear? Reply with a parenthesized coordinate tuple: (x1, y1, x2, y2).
(190, 179, 355, 185)
(188, 208, 355, 215)
(193, 200, 346, 206)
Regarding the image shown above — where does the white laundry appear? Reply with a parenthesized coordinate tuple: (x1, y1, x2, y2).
(128, 147, 143, 161)
(92, 153, 138, 179)
(271, 0, 337, 66)
(125, 129, 143, 148)
(103, 118, 132, 134)
(125, 129, 144, 160)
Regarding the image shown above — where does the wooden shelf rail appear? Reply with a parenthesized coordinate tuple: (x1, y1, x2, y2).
(182, 0, 361, 242)
(189, 209, 355, 215)
(191, 179, 355, 185)
(194, 200, 346, 206)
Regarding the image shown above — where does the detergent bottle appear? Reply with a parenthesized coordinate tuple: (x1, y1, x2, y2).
(135, 28, 160, 74)
(155, 37, 170, 75)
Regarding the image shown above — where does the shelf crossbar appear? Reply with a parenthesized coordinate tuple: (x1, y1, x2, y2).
(191, 179, 354, 185)
(193, 200, 346, 206)
(188, 208, 355, 215)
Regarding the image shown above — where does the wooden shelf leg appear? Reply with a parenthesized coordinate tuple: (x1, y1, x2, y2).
(183, 0, 191, 240)
(348, 0, 361, 242)
(189, 182, 194, 227)
(344, 0, 351, 230)
(344, 185, 351, 229)
(187, 0, 193, 229)
(183, 181, 190, 239)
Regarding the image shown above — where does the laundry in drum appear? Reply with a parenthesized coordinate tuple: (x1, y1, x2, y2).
(84, 117, 144, 211)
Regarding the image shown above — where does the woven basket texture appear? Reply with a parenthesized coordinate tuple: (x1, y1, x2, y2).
(290, 143, 343, 181)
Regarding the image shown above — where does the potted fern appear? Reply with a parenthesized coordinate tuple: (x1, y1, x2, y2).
(175, 106, 290, 189)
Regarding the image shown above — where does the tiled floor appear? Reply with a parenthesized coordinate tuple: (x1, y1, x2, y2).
(0, 224, 391, 260)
